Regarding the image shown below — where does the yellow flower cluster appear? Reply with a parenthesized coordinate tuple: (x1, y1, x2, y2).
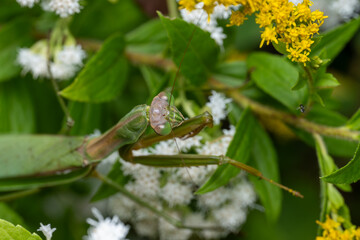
(178, 0, 327, 65)
(316, 216, 360, 240)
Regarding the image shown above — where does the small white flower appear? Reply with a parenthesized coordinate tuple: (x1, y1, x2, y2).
(56, 45, 86, 66)
(206, 90, 232, 125)
(37, 223, 56, 240)
(180, 3, 233, 48)
(50, 62, 77, 80)
(48, 0, 81, 18)
(212, 203, 247, 232)
(84, 207, 130, 240)
(17, 48, 49, 79)
(16, 0, 39, 7)
(160, 181, 193, 207)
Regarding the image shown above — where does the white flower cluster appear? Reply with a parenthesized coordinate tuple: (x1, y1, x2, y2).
(16, 0, 39, 7)
(37, 223, 56, 240)
(15, 0, 81, 18)
(180, 2, 236, 48)
(17, 44, 86, 81)
(84, 207, 130, 240)
(108, 125, 257, 239)
(311, 0, 360, 29)
(206, 90, 232, 125)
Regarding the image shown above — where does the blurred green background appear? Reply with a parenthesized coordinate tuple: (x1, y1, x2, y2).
(1, 0, 360, 239)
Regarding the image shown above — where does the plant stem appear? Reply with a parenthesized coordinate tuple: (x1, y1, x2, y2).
(0, 188, 40, 201)
(167, 0, 179, 18)
(46, 39, 74, 133)
(93, 171, 222, 231)
(209, 78, 360, 141)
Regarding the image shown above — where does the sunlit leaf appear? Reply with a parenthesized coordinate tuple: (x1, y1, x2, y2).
(0, 219, 42, 240)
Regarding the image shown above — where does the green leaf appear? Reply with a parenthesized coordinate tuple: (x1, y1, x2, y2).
(310, 17, 360, 64)
(213, 61, 247, 87)
(0, 203, 24, 226)
(126, 19, 168, 54)
(159, 12, 220, 85)
(0, 219, 42, 240)
(0, 79, 36, 133)
(272, 41, 287, 55)
(0, 17, 32, 82)
(247, 52, 306, 112)
(61, 33, 129, 102)
(313, 92, 325, 107)
(328, 184, 344, 209)
(248, 119, 282, 222)
(322, 142, 360, 184)
(92, 160, 129, 202)
(314, 71, 340, 89)
(70, 0, 146, 39)
(346, 108, 360, 130)
(196, 108, 255, 194)
(0, 135, 84, 178)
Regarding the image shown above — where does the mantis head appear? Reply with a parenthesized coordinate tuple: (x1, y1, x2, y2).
(149, 91, 185, 135)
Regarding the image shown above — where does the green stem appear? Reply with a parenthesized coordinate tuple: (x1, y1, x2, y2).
(0, 188, 40, 201)
(46, 39, 74, 133)
(93, 171, 221, 231)
(313, 133, 329, 235)
(209, 79, 360, 141)
(167, 0, 179, 18)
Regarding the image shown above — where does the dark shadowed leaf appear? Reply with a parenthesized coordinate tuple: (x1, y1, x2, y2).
(248, 119, 282, 222)
(92, 160, 129, 202)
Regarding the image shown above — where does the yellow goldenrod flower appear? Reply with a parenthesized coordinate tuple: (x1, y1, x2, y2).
(316, 215, 360, 240)
(178, 0, 328, 65)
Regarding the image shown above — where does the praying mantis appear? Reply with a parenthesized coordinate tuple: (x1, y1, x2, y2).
(0, 89, 302, 197)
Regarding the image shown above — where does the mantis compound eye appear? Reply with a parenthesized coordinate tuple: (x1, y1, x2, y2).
(149, 91, 185, 135)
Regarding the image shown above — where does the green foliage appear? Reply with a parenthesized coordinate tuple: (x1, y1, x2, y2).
(196, 108, 255, 194)
(0, 17, 32, 82)
(310, 17, 360, 64)
(61, 33, 129, 102)
(0, 79, 35, 133)
(159, 12, 220, 85)
(249, 119, 282, 222)
(247, 52, 306, 112)
(0, 219, 42, 240)
(0, 203, 25, 226)
(126, 19, 168, 55)
(322, 143, 360, 184)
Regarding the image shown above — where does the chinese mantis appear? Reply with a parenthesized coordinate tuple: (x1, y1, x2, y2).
(0, 90, 302, 198)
